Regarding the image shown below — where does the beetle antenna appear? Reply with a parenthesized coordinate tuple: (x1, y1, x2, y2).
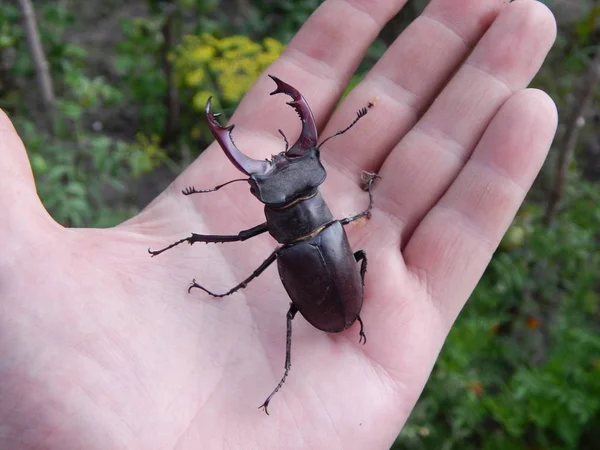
(182, 178, 248, 195)
(278, 129, 289, 152)
(317, 103, 372, 149)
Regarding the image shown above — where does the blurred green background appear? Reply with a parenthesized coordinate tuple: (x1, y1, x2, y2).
(1, 0, 598, 448)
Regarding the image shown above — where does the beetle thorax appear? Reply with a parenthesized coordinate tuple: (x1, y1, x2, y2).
(248, 147, 327, 207)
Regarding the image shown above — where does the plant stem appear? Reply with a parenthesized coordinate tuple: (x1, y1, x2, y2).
(18, 0, 56, 134)
(161, 12, 180, 148)
(544, 50, 600, 225)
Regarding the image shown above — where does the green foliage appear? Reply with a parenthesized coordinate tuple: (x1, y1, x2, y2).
(4, 3, 166, 227)
(19, 118, 154, 227)
(226, 0, 323, 42)
(395, 179, 600, 449)
(0, 3, 24, 109)
(17, 99, 167, 227)
(114, 15, 167, 135)
(0, 4, 20, 50)
(575, 7, 600, 44)
(110, 0, 380, 156)
(113, 0, 222, 142)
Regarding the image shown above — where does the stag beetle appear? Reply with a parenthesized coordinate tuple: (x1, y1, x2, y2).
(149, 75, 378, 414)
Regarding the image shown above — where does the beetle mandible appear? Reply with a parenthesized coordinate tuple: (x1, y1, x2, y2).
(149, 75, 378, 414)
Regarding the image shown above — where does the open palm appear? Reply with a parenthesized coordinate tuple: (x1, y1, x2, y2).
(1, 1, 557, 449)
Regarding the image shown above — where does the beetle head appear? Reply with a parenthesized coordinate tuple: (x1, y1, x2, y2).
(248, 147, 326, 207)
(205, 75, 324, 206)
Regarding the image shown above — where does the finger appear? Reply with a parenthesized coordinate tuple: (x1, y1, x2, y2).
(0, 110, 38, 207)
(376, 0, 556, 241)
(0, 109, 33, 180)
(321, 0, 508, 175)
(404, 88, 558, 325)
(216, 0, 408, 151)
(0, 110, 53, 243)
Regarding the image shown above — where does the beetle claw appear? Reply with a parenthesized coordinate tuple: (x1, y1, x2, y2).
(359, 331, 367, 345)
(360, 171, 380, 192)
(258, 402, 270, 415)
(205, 98, 272, 176)
(188, 279, 201, 294)
(357, 315, 367, 345)
(268, 75, 318, 157)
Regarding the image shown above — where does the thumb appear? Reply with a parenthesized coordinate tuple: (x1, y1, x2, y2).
(0, 109, 56, 238)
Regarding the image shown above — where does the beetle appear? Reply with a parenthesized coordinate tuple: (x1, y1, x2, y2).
(149, 75, 378, 414)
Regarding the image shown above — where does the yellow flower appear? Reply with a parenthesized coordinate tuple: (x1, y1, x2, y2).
(263, 37, 284, 54)
(239, 42, 262, 55)
(192, 90, 212, 111)
(200, 33, 219, 47)
(237, 58, 256, 74)
(219, 72, 251, 103)
(208, 59, 229, 72)
(256, 52, 278, 69)
(216, 35, 253, 51)
(185, 68, 206, 87)
(223, 49, 243, 61)
(174, 34, 286, 107)
(190, 45, 215, 63)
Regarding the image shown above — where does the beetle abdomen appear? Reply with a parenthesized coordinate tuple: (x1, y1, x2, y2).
(276, 222, 363, 332)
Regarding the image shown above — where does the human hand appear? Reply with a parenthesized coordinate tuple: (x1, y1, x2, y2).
(0, 0, 557, 448)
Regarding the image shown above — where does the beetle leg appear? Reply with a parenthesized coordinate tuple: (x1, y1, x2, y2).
(357, 316, 367, 345)
(182, 178, 248, 195)
(354, 250, 368, 283)
(259, 303, 298, 415)
(354, 250, 368, 345)
(339, 172, 380, 225)
(188, 249, 277, 297)
(148, 223, 268, 257)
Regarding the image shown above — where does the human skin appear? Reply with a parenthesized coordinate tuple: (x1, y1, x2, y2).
(0, 0, 558, 449)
